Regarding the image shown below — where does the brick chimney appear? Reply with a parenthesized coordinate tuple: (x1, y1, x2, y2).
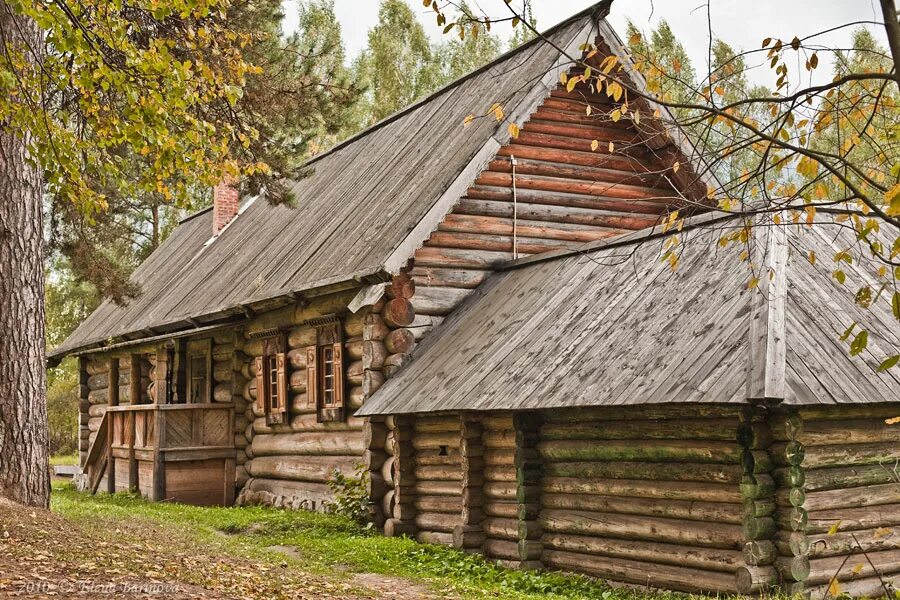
(212, 179, 239, 236)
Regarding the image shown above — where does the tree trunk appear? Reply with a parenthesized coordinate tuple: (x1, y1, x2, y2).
(0, 3, 49, 507)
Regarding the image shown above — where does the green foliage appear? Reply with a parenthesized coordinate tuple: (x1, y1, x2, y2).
(46, 359, 78, 456)
(324, 464, 371, 525)
(345, 0, 443, 132)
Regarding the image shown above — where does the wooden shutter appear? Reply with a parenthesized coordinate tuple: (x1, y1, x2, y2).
(333, 342, 344, 408)
(254, 356, 265, 415)
(306, 346, 318, 410)
(276, 352, 288, 417)
(330, 341, 345, 422)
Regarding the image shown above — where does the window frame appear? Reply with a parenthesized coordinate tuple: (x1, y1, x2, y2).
(255, 333, 288, 425)
(306, 318, 345, 423)
(185, 338, 212, 404)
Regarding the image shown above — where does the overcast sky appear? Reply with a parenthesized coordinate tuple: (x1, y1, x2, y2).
(282, 1, 888, 88)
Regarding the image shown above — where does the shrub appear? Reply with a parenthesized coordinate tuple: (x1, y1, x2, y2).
(324, 464, 371, 525)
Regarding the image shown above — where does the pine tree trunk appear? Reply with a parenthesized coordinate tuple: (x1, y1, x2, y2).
(0, 2, 50, 508)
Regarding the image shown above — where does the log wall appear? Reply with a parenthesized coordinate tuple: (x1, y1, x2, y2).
(407, 78, 697, 339)
(481, 414, 518, 563)
(410, 415, 464, 546)
(239, 276, 417, 511)
(771, 405, 900, 598)
(536, 406, 745, 593)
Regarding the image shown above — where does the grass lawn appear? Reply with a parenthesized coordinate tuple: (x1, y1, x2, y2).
(49, 453, 78, 466)
(0, 481, 731, 599)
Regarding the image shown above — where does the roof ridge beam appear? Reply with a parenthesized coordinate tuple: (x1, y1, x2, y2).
(747, 217, 789, 403)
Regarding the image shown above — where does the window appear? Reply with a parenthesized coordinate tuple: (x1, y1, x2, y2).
(186, 339, 212, 404)
(306, 319, 345, 423)
(255, 334, 288, 425)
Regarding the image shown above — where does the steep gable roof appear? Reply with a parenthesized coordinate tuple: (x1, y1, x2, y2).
(357, 216, 900, 415)
(51, 6, 606, 360)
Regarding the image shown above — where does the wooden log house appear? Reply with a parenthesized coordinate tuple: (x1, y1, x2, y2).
(51, 2, 899, 596)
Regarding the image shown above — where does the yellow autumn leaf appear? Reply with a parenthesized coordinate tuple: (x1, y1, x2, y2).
(874, 527, 893, 538)
(608, 141, 614, 153)
(886, 416, 900, 425)
(507, 123, 520, 139)
(828, 579, 842, 597)
(463, 114, 475, 127)
(886, 183, 900, 216)
(672, 161, 681, 174)
(827, 520, 842, 536)
(610, 108, 622, 122)
(748, 277, 760, 290)
(590, 139, 599, 152)
(633, 110, 640, 125)
(851, 563, 865, 574)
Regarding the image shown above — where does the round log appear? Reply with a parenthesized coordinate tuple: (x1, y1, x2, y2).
(381, 489, 396, 517)
(287, 348, 308, 370)
(248, 455, 359, 483)
(735, 565, 779, 594)
(347, 360, 364, 386)
(86, 360, 109, 376)
(363, 341, 388, 370)
(388, 273, 415, 300)
(348, 386, 364, 410)
(743, 541, 777, 566)
(544, 549, 737, 594)
(345, 338, 365, 361)
(364, 314, 390, 341)
(87, 373, 109, 391)
(804, 503, 900, 534)
(415, 480, 462, 496)
(544, 460, 741, 484)
(212, 362, 232, 383)
(212, 343, 234, 361)
(87, 389, 108, 405)
(344, 311, 366, 338)
(537, 439, 742, 464)
(542, 532, 743, 573)
(87, 404, 106, 418)
(775, 555, 811, 582)
(484, 539, 519, 560)
(251, 431, 364, 457)
(542, 477, 742, 504)
(382, 298, 415, 328)
(415, 512, 461, 533)
(213, 383, 232, 403)
(287, 326, 317, 349)
(804, 526, 900, 558)
(413, 417, 463, 433)
(412, 432, 461, 450)
(384, 328, 415, 355)
(773, 530, 811, 557)
(541, 418, 740, 442)
(415, 495, 462, 514)
(802, 464, 898, 492)
(540, 508, 744, 549)
(802, 482, 900, 512)
(290, 393, 312, 415)
(381, 456, 396, 486)
(365, 421, 389, 451)
(414, 465, 462, 482)
(383, 353, 412, 377)
(251, 413, 365, 435)
(243, 379, 257, 403)
(362, 369, 384, 397)
(289, 369, 307, 393)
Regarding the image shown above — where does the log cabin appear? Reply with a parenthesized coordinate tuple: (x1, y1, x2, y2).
(50, 1, 900, 596)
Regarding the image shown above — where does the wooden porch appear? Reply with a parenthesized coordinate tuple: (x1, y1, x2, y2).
(83, 403, 235, 506)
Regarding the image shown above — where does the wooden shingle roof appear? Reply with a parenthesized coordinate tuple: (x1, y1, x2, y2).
(357, 216, 900, 415)
(51, 4, 610, 360)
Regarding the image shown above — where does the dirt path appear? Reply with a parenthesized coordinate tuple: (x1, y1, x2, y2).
(0, 498, 435, 599)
